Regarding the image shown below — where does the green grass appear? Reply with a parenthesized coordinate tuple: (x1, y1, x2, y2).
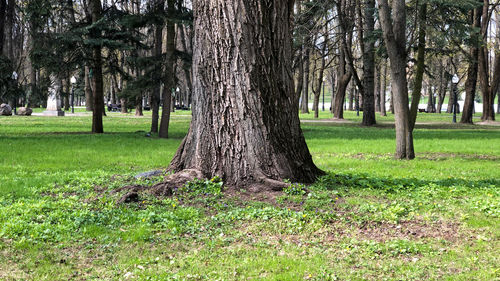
(0, 110, 499, 280)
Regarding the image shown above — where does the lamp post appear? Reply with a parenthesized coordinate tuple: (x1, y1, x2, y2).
(12, 71, 18, 115)
(452, 74, 459, 123)
(70, 76, 77, 113)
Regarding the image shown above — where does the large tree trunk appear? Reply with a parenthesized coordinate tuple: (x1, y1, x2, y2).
(90, 0, 104, 133)
(378, 0, 414, 159)
(168, 0, 323, 190)
(361, 0, 376, 126)
(461, 8, 480, 124)
(159, 0, 175, 138)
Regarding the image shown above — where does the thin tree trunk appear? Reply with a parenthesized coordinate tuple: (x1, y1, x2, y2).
(301, 48, 310, 113)
(375, 63, 381, 112)
(436, 63, 445, 113)
(168, 0, 323, 190)
(380, 59, 387, 116)
(159, 0, 175, 138)
(311, 20, 328, 119)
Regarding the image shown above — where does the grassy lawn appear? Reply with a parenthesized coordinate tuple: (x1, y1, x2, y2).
(0, 110, 499, 280)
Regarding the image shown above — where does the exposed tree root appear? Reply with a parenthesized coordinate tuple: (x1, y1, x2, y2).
(149, 169, 205, 196)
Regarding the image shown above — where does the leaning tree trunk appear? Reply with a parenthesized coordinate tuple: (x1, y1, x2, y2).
(168, 0, 323, 191)
(461, 8, 480, 124)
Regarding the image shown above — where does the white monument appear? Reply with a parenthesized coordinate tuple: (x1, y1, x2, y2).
(43, 74, 65, 116)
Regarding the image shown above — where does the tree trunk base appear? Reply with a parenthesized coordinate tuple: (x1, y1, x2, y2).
(148, 168, 292, 197)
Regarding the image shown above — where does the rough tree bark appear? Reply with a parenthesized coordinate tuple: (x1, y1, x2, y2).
(166, 0, 323, 191)
(159, 0, 175, 138)
(461, 8, 480, 124)
(90, 0, 104, 133)
(377, 0, 414, 159)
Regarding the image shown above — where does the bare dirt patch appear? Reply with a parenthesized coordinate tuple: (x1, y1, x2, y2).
(357, 220, 462, 242)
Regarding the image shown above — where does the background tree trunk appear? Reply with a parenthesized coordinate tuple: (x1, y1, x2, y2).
(84, 66, 93, 111)
(478, 0, 499, 121)
(461, 8, 480, 124)
(159, 0, 176, 138)
(333, 49, 352, 119)
(408, 3, 427, 131)
(168, 0, 323, 190)
(301, 48, 310, 113)
(380, 59, 387, 116)
(150, 0, 164, 133)
(375, 64, 380, 112)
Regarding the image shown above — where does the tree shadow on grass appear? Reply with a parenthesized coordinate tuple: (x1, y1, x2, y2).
(301, 122, 500, 141)
(315, 172, 499, 192)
